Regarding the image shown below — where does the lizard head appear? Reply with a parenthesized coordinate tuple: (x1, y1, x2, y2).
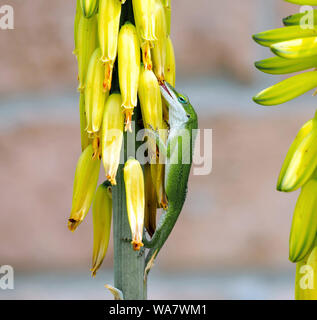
(160, 81, 197, 126)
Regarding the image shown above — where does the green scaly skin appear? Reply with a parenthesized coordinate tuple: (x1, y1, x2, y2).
(143, 81, 198, 266)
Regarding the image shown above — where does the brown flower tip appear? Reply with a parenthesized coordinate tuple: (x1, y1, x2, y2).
(132, 240, 144, 251)
(68, 218, 80, 232)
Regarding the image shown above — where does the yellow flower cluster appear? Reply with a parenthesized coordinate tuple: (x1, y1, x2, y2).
(68, 0, 176, 276)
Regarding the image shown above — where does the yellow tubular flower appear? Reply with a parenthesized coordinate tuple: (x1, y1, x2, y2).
(98, 0, 122, 91)
(144, 164, 157, 237)
(152, 1, 167, 82)
(132, 0, 157, 70)
(124, 158, 145, 251)
(118, 23, 141, 132)
(101, 94, 124, 185)
(79, 92, 91, 151)
(77, 15, 98, 91)
(138, 65, 163, 155)
(91, 182, 112, 277)
(165, 36, 176, 87)
(68, 144, 101, 232)
(85, 48, 109, 138)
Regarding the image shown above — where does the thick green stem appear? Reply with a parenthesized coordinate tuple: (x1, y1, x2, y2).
(111, 1, 146, 299)
(113, 159, 147, 300)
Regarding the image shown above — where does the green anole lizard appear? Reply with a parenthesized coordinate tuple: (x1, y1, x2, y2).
(143, 81, 198, 266)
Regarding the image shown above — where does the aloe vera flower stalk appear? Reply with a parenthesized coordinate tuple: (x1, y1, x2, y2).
(69, 0, 184, 300)
(253, 0, 317, 300)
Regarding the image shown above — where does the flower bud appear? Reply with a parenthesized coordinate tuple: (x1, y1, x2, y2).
(98, 0, 123, 91)
(68, 144, 101, 232)
(165, 36, 176, 87)
(77, 15, 98, 91)
(118, 23, 141, 132)
(151, 1, 168, 82)
(132, 0, 157, 70)
(91, 182, 112, 277)
(277, 117, 317, 192)
(85, 48, 109, 136)
(124, 158, 145, 251)
(289, 178, 317, 263)
(138, 65, 163, 157)
(101, 93, 124, 185)
(80, 0, 99, 18)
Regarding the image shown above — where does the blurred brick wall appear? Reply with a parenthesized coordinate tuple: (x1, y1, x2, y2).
(0, 0, 279, 94)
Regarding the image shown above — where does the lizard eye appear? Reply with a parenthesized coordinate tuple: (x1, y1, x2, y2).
(178, 95, 188, 104)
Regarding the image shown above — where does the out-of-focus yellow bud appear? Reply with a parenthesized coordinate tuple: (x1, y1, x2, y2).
(74, 0, 82, 57)
(91, 182, 112, 277)
(165, 36, 176, 87)
(162, 0, 171, 35)
(85, 48, 109, 137)
(132, 0, 157, 70)
(77, 15, 98, 91)
(79, 92, 91, 151)
(144, 164, 157, 237)
(101, 93, 124, 185)
(152, 1, 167, 82)
(80, 0, 99, 18)
(289, 178, 317, 263)
(98, 0, 122, 91)
(124, 158, 145, 251)
(68, 144, 101, 232)
(118, 23, 141, 132)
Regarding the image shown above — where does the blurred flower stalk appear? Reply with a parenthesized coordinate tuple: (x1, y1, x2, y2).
(253, 0, 317, 300)
(67, 0, 176, 300)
